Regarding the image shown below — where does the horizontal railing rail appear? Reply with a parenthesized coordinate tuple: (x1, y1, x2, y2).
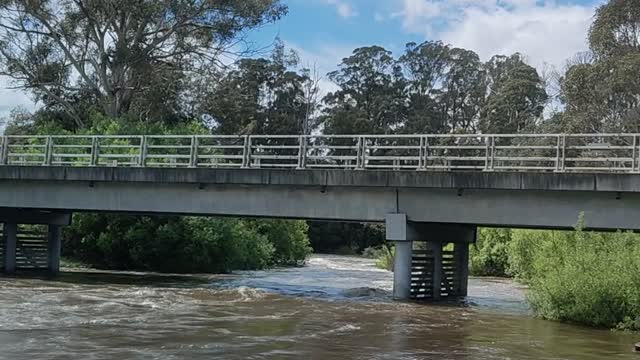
(1, 133, 639, 173)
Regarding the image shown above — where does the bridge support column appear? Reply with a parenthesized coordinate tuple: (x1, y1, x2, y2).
(47, 225, 61, 275)
(426, 241, 443, 301)
(386, 214, 413, 300)
(3, 222, 17, 274)
(388, 219, 477, 301)
(454, 242, 471, 297)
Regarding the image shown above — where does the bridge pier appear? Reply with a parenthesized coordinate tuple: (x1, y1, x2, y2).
(47, 225, 62, 274)
(3, 223, 17, 274)
(0, 211, 71, 275)
(386, 214, 476, 301)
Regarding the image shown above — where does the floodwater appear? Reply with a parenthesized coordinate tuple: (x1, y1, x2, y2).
(0, 255, 637, 359)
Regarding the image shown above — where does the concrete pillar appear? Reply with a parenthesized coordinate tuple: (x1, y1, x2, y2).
(3, 223, 17, 274)
(386, 214, 414, 300)
(454, 242, 470, 296)
(393, 241, 413, 300)
(47, 225, 61, 275)
(427, 241, 442, 300)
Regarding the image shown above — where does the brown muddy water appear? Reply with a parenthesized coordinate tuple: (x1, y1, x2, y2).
(0, 255, 637, 359)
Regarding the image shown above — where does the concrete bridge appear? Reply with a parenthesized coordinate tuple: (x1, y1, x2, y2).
(1, 133, 640, 300)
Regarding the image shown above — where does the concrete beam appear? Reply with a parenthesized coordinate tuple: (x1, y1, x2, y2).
(3, 223, 16, 274)
(0, 168, 640, 229)
(0, 209, 71, 225)
(47, 225, 61, 275)
(1, 166, 640, 193)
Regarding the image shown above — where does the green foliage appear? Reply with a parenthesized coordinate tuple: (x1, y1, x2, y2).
(63, 214, 312, 273)
(469, 228, 512, 277)
(374, 245, 395, 271)
(509, 226, 640, 331)
(0, 0, 286, 124)
(200, 39, 315, 136)
(480, 54, 548, 133)
(249, 219, 312, 266)
(558, 0, 640, 133)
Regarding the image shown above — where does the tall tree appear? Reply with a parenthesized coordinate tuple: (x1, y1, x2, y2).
(399, 41, 450, 133)
(438, 48, 486, 133)
(322, 46, 407, 134)
(200, 40, 315, 135)
(559, 0, 640, 133)
(0, 0, 287, 127)
(589, 0, 640, 59)
(480, 54, 547, 133)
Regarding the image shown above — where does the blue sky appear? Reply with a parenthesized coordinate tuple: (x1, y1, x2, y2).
(0, 0, 605, 121)
(248, 0, 604, 86)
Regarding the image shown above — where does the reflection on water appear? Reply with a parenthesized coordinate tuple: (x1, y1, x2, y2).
(0, 255, 637, 359)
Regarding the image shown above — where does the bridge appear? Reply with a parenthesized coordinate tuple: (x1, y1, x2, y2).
(1, 133, 640, 300)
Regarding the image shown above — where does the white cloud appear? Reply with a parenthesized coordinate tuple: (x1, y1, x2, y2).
(396, 0, 602, 69)
(324, 0, 358, 18)
(0, 79, 37, 131)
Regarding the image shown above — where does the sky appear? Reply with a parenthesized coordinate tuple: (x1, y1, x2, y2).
(0, 0, 605, 121)
(249, 0, 604, 94)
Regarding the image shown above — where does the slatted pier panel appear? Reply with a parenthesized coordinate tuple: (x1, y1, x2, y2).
(0, 225, 49, 272)
(15, 225, 48, 270)
(410, 247, 463, 300)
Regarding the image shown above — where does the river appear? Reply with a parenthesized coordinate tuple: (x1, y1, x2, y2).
(0, 254, 637, 359)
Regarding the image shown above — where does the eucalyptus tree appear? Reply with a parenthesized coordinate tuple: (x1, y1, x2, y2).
(322, 46, 407, 135)
(480, 54, 547, 134)
(200, 40, 314, 135)
(560, 0, 640, 133)
(0, 0, 287, 127)
(398, 41, 450, 133)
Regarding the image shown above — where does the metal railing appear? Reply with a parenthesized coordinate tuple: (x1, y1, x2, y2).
(1, 133, 639, 173)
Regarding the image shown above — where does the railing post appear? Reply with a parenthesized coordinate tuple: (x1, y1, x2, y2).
(297, 135, 307, 169)
(90, 137, 99, 166)
(424, 136, 430, 170)
(560, 135, 567, 172)
(484, 136, 490, 171)
(0, 136, 8, 165)
(189, 136, 198, 168)
(633, 135, 639, 173)
(490, 136, 496, 171)
(555, 135, 562, 172)
(242, 135, 252, 168)
(138, 136, 147, 167)
(418, 136, 426, 170)
(355, 137, 363, 169)
(43, 136, 53, 166)
(359, 136, 367, 170)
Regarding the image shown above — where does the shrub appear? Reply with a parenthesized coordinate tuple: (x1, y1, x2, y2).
(248, 219, 312, 266)
(515, 225, 640, 330)
(63, 214, 312, 273)
(469, 228, 512, 277)
(374, 245, 394, 271)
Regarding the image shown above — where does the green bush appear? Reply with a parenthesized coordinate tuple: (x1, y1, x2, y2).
(372, 245, 394, 271)
(63, 214, 312, 273)
(248, 219, 312, 266)
(469, 228, 512, 277)
(499, 222, 640, 331)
